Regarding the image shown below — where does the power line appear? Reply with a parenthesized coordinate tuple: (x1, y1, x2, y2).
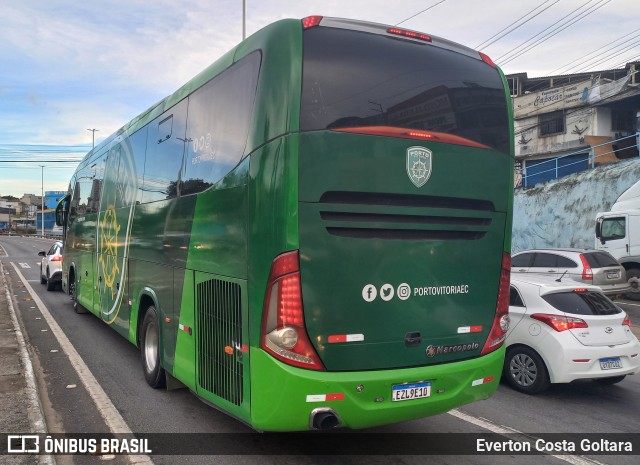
(395, 0, 448, 26)
(569, 38, 640, 74)
(549, 28, 640, 75)
(497, 0, 612, 66)
(476, 0, 559, 50)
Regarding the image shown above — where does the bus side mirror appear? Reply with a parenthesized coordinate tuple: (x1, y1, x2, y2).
(55, 195, 70, 227)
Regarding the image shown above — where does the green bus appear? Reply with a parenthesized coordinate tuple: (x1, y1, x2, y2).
(56, 16, 514, 431)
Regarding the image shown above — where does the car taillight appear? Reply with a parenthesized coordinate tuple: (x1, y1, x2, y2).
(531, 313, 588, 332)
(260, 251, 324, 371)
(579, 254, 593, 280)
(623, 314, 631, 326)
(51, 255, 63, 262)
(481, 252, 511, 355)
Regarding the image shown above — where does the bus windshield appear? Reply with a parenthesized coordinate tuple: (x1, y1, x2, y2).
(301, 27, 510, 155)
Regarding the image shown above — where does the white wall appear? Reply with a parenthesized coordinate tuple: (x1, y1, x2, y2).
(513, 158, 640, 252)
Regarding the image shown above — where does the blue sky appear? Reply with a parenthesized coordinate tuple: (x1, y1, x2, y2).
(1, 0, 638, 198)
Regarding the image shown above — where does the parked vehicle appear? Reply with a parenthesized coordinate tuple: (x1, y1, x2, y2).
(511, 248, 629, 297)
(39, 241, 63, 291)
(504, 275, 640, 394)
(596, 180, 640, 297)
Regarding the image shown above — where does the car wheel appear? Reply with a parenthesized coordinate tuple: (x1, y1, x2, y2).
(504, 346, 550, 394)
(624, 268, 640, 301)
(593, 375, 626, 385)
(46, 268, 56, 291)
(141, 306, 166, 389)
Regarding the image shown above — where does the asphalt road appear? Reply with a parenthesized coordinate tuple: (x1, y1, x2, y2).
(1, 236, 639, 465)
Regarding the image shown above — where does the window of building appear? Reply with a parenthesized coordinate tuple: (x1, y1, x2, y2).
(539, 110, 565, 136)
(612, 109, 635, 132)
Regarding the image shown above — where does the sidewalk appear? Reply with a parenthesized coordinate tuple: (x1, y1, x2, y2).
(0, 261, 51, 464)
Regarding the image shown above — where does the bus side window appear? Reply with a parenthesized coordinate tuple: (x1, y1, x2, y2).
(181, 52, 261, 195)
(141, 98, 189, 203)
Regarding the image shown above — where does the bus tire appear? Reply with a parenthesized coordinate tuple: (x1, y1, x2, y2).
(504, 346, 550, 394)
(69, 272, 87, 314)
(141, 306, 166, 389)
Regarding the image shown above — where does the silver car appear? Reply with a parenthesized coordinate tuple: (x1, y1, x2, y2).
(511, 248, 630, 297)
(39, 241, 63, 291)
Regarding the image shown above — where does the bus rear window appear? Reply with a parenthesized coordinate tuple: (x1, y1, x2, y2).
(301, 27, 510, 155)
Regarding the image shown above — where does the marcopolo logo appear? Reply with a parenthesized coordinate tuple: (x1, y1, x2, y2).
(425, 343, 480, 357)
(406, 146, 432, 188)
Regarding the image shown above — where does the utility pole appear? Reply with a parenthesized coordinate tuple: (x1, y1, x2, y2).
(87, 128, 99, 149)
(242, 0, 246, 40)
(39, 165, 45, 237)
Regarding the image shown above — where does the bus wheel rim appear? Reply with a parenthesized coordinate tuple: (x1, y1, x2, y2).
(144, 322, 159, 373)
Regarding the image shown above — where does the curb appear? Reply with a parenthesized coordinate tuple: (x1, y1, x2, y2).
(2, 261, 55, 465)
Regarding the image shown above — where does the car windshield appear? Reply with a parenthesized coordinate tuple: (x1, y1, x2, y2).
(542, 291, 621, 316)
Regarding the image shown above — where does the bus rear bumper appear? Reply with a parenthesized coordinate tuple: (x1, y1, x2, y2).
(250, 346, 505, 431)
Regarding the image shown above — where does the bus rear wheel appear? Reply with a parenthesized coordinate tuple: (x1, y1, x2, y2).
(141, 306, 166, 389)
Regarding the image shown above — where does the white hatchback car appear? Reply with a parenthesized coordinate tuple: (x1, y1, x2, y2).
(504, 275, 640, 394)
(39, 241, 63, 291)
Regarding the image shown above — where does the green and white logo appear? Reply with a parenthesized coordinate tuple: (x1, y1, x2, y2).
(406, 146, 432, 188)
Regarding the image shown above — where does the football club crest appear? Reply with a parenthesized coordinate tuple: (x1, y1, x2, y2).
(406, 146, 432, 188)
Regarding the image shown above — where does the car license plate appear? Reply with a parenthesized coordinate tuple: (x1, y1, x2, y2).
(606, 271, 621, 279)
(392, 382, 431, 402)
(599, 357, 622, 370)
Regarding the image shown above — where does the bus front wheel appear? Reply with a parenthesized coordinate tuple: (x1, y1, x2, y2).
(141, 306, 166, 389)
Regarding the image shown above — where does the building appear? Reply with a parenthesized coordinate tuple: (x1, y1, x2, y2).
(507, 61, 640, 188)
(44, 191, 67, 210)
(0, 207, 15, 231)
(20, 193, 42, 206)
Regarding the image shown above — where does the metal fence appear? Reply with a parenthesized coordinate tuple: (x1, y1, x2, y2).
(516, 133, 639, 189)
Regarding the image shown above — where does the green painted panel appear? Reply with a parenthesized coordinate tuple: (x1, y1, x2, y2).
(250, 345, 504, 431)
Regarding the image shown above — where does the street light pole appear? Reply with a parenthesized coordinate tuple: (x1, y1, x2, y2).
(87, 128, 99, 149)
(242, 0, 246, 40)
(39, 164, 45, 237)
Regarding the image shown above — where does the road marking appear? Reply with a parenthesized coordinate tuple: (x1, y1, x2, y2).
(18, 262, 31, 269)
(448, 409, 609, 465)
(0, 242, 8, 257)
(10, 262, 154, 465)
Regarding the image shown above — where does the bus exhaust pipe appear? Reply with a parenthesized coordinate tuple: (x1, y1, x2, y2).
(310, 408, 340, 430)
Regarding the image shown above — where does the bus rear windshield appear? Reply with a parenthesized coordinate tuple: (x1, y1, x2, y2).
(301, 27, 510, 155)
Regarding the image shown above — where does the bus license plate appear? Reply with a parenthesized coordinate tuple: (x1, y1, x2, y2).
(599, 357, 622, 370)
(606, 271, 620, 279)
(392, 382, 431, 402)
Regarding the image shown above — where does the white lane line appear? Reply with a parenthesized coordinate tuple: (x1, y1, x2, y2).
(10, 262, 154, 465)
(0, 242, 8, 257)
(448, 409, 609, 465)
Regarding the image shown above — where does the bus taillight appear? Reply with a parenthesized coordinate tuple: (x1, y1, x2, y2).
(481, 252, 511, 355)
(261, 251, 325, 370)
(479, 52, 497, 68)
(302, 16, 323, 29)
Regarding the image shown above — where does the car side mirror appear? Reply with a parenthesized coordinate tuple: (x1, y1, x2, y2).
(595, 218, 605, 245)
(38, 251, 46, 257)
